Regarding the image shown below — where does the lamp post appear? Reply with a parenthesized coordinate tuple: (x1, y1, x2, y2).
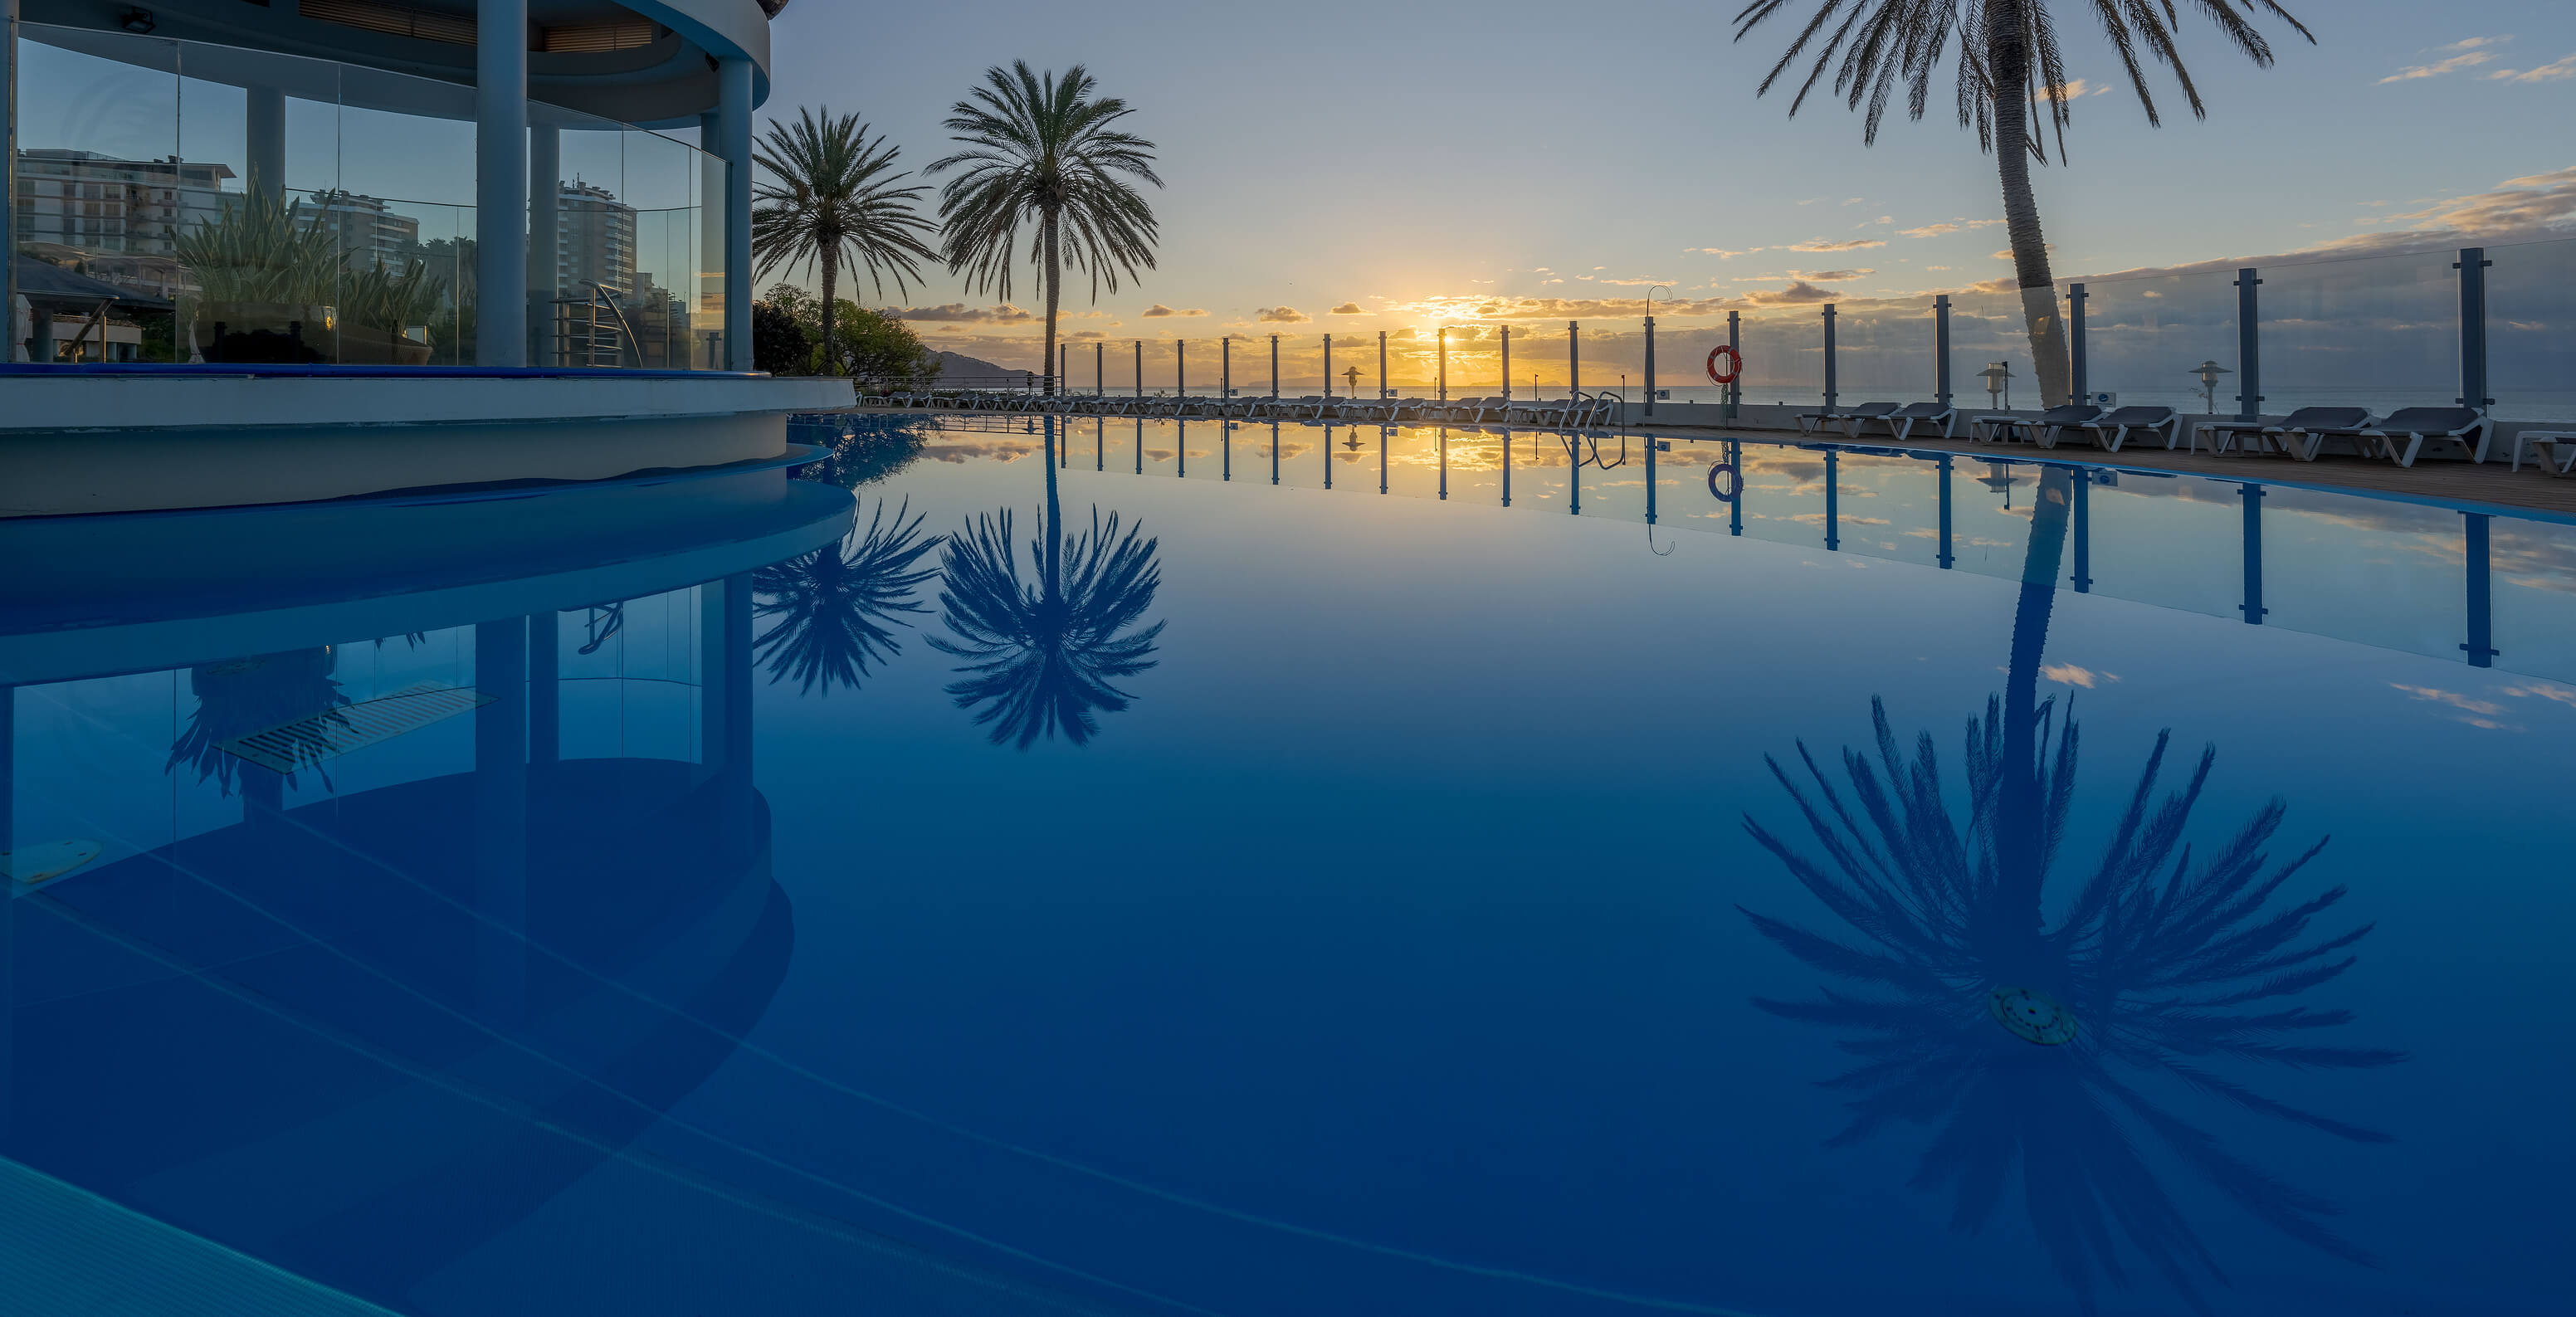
(1979, 360, 2013, 411)
(2190, 359, 2232, 415)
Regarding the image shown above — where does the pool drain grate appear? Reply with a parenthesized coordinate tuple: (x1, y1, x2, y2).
(221, 683, 495, 773)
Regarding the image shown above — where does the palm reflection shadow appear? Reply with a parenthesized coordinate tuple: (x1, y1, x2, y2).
(932, 427, 1163, 748)
(751, 498, 942, 696)
(1744, 467, 2401, 1312)
(166, 647, 350, 796)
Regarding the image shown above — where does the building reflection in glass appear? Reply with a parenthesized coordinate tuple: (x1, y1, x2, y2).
(1739, 466, 2402, 1310)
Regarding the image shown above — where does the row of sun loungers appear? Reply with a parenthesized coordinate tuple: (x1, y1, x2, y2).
(866, 389, 1622, 429)
(1801, 398, 2496, 469)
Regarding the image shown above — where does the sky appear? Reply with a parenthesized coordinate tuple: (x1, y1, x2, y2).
(745, 0, 2576, 383)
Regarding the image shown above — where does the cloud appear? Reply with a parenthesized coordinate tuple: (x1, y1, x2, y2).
(1139, 304, 1207, 318)
(2033, 78, 2115, 101)
(1692, 247, 1764, 258)
(1744, 280, 1834, 305)
(2391, 682, 2521, 730)
(1255, 305, 1310, 323)
(2487, 53, 2576, 83)
(1595, 276, 1672, 285)
(2381, 37, 2511, 83)
(1788, 237, 1887, 251)
(889, 303, 1035, 324)
(1901, 222, 1959, 237)
(1790, 268, 1874, 281)
(1329, 301, 1364, 315)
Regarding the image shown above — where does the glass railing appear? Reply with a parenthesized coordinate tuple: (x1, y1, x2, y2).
(2076, 267, 2237, 412)
(2261, 249, 2458, 415)
(12, 22, 729, 370)
(2486, 237, 2576, 421)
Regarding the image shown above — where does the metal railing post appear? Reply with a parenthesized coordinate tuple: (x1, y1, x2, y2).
(2456, 246, 2493, 411)
(1822, 304, 1837, 412)
(1134, 339, 1143, 398)
(1437, 327, 1447, 401)
(1323, 334, 1333, 398)
(1222, 335, 1231, 400)
(1095, 342, 1104, 398)
(1177, 339, 1186, 398)
(1271, 334, 1279, 399)
(1934, 295, 1951, 408)
(1726, 310, 1741, 418)
(1500, 325, 1512, 400)
(2068, 281, 2088, 402)
(1378, 329, 1388, 400)
(1643, 315, 1656, 417)
(2235, 267, 2262, 422)
(1569, 320, 1580, 401)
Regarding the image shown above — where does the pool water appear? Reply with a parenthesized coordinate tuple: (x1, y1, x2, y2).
(2, 416, 2570, 1317)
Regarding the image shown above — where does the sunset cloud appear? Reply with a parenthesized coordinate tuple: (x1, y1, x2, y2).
(1329, 301, 1365, 315)
(1788, 237, 1887, 252)
(1140, 304, 1207, 318)
(890, 303, 1035, 324)
(1901, 222, 1959, 237)
(1790, 268, 1874, 281)
(2486, 53, 2576, 83)
(1256, 306, 1310, 323)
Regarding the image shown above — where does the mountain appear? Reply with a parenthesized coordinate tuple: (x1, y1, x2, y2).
(931, 350, 1023, 385)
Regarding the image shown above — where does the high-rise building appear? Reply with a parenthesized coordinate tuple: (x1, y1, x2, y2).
(13, 150, 237, 298)
(556, 178, 637, 299)
(295, 190, 424, 273)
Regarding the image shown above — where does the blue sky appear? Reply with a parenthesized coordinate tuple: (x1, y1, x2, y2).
(749, 0, 2576, 371)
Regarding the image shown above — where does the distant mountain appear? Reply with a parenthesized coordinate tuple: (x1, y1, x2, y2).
(931, 350, 1024, 384)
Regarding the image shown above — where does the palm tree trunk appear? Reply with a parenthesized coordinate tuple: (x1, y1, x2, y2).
(819, 252, 840, 377)
(1987, 2, 2073, 408)
(1041, 207, 1062, 398)
(1997, 464, 2073, 939)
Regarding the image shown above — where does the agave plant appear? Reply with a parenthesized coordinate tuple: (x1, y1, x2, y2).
(1741, 465, 2400, 1311)
(339, 258, 445, 335)
(930, 432, 1163, 747)
(751, 497, 942, 696)
(173, 190, 339, 305)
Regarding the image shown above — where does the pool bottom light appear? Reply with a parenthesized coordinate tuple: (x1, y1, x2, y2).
(1989, 985, 2079, 1046)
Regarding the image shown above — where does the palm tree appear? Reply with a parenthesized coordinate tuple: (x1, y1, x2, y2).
(750, 108, 936, 377)
(751, 497, 943, 696)
(930, 62, 1162, 397)
(1739, 461, 2399, 1310)
(1732, 1, 2313, 407)
(930, 422, 1164, 747)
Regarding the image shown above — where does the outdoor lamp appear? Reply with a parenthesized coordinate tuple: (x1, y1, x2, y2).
(1978, 360, 2013, 410)
(2190, 359, 2232, 413)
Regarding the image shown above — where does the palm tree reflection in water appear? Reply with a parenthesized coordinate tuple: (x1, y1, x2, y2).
(166, 647, 351, 796)
(1744, 467, 2400, 1312)
(751, 498, 943, 696)
(933, 424, 1163, 748)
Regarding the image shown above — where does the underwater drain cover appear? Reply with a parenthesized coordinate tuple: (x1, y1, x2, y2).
(222, 683, 495, 773)
(1989, 986, 2079, 1046)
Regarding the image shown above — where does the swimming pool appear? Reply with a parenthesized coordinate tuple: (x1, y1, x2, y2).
(2, 416, 2569, 1316)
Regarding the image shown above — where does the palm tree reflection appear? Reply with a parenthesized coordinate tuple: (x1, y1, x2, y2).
(931, 425, 1163, 748)
(166, 647, 349, 795)
(751, 498, 942, 696)
(1744, 467, 2400, 1312)
(791, 415, 935, 490)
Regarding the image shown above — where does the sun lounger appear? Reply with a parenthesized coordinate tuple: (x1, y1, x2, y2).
(1798, 402, 1898, 437)
(2364, 407, 2491, 468)
(1987, 404, 2102, 446)
(2071, 405, 2183, 452)
(1854, 402, 1957, 441)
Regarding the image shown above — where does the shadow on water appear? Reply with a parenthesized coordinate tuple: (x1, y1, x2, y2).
(932, 422, 1164, 749)
(753, 498, 944, 696)
(1741, 467, 2403, 1314)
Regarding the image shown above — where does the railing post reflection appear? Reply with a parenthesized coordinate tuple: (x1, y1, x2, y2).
(1378, 426, 1388, 495)
(2464, 512, 2497, 667)
(1134, 417, 1143, 475)
(1177, 420, 1186, 478)
(1270, 421, 1280, 485)
(529, 612, 560, 763)
(1439, 428, 1449, 501)
(2239, 483, 2266, 624)
(1729, 441, 1744, 536)
(1222, 420, 1232, 481)
(1937, 453, 1954, 568)
(1569, 432, 1581, 516)
(2070, 471, 2092, 593)
(1324, 424, 1334, 490)
(1502, 427, 1514, 507)
(473, 617, 529, 1029)
(1823, 448, 1839, 550)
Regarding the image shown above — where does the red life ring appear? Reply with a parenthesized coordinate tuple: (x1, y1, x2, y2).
(1705, 344, 1742, 386)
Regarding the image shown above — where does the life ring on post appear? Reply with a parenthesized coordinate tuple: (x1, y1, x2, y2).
(1705, 344, 1742, 386)
(1707, 462, 1740, 503)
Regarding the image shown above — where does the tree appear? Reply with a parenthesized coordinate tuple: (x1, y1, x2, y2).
(930, 62, 1161, 397)
(1732, 0, 2313, 407)
(752, 298, 810, 374)
(750, 108, 936, 375)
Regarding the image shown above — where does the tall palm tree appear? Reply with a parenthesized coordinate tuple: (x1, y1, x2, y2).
(750, 107, 936, 376)
(751, 497, 943, 696)
(930, 62, 1161, 397)
(1732, 1, 2313, 407)
(930, 422, 1164, 748)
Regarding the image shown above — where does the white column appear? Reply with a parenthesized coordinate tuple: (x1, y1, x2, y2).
(475, 0, 529, 366)
(245, 85, 285, 202)
(717, 58, 754, 371)
(528, 124, 559, 366)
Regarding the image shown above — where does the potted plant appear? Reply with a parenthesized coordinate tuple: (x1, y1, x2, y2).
(175, 189, 339, 363)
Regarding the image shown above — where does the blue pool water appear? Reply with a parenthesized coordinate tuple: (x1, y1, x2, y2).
(3, 417, 2571, 1316)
